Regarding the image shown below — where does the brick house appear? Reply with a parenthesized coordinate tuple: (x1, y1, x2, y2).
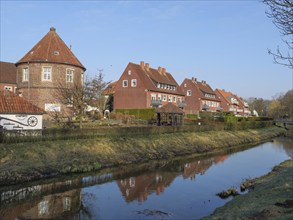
(234, 95, 251, 117)
(114, 61, 185, 110)
(0, 91, 44, 131)
(180, 77, 221, 114)
(15, 27, 86, 116)
(215, 89, 243, 116)
(0, 61, 17, 93)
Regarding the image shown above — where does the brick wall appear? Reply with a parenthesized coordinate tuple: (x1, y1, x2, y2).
(16, 62, 84, 116)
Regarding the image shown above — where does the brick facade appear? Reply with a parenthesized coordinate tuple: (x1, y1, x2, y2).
(114, 62, 185, 110)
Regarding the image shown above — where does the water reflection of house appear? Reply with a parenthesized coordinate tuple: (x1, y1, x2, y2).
(117, 172, 178, 203)
(0, 189, 81, 219)
(183, 155, 228, 179)
(183, 159, 213, 179)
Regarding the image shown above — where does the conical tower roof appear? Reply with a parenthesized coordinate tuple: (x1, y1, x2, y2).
(16, 27, 86, 70)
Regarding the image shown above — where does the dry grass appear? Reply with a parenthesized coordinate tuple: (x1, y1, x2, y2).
(0, 127, 285, 186)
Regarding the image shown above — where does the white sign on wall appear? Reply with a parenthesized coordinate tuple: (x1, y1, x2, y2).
(0, 114, 43, 130)
(45, 103, 61, 112)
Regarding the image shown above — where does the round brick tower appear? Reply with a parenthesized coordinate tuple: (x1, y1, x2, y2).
(15, 27, 86, 117)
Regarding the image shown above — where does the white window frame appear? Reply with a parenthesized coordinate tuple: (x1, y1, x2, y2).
(158, 94, 161, 100)
(66, 69, 74, 83)
(168, 95, 172, 102)
(151, 94, 156, 100)
(23, 67, 29, 82)
(187, 90, 191, 96)
(173, 96, 177, 102)
(162, 94, 167, 101)
(123, 80, 128, 87)
(4, 86, 12, 91)
(42, 67, 52, 81)
(131, 79, 137, 87)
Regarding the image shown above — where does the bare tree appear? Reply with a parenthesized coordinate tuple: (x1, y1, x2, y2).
(85, 70, 110, 117)
(263, 0, 293, 68)
(55, 81, 86, 128)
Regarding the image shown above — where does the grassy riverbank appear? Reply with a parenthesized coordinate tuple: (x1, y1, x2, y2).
(0, 127, 285, 186)
(204, 159, 293, 220)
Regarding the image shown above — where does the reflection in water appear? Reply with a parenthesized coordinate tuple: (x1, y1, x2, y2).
(0, 138, 292, 219)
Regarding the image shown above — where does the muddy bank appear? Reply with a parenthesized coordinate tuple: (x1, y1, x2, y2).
(0, 127, 285, 186)
(204, 159, 293, 220)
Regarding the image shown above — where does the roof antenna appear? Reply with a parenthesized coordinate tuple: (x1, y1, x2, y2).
(69, 45, 72, 50)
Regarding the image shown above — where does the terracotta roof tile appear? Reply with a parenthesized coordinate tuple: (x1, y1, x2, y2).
(0, 91, 44, 114)
(156, 103, 185, 114)
(129, 62, 184, 96)
(185, 78, 220, 101)
(0, 61, 17, 84)
(16, 27, 86, 70)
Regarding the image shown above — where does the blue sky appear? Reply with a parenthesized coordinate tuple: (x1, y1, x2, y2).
(1, 0, 292, 99)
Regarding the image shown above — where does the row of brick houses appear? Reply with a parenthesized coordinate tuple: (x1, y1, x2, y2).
(107, 61, 251, 117)
(0, 27, 251, 128)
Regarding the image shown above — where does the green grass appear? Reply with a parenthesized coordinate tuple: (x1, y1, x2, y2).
(0, 127, 286, 186)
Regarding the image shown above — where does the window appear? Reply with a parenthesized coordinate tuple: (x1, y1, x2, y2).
(42, 67, 52, 81)
(162, 95, 167, 101)
(187, 90, 191, 96)
(4, 86, 12, 92)
(63, 197, 71, 211)
(128, 70, 131, 75)
(123, 80, 128, 87)
(66, 69, 74, 83)
(173, 96, 177, 102)
(151, 94, 156, 100)
(23, 68, 29, 82)
(168, 95, 172, 102)
(131, 79, 137, 87)
(158, 94, 161, 100)
(81, 73, 84, 85)
(38, 201, 49, 215)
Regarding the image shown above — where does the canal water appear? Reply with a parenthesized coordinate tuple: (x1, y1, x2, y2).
(0, 138, 292, 219)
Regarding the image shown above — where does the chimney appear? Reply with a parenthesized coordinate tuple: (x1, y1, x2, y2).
(140, 61, 144, 69)
(145, 63, 150, 71)
(50, 27, 56, 32)
(162, 68, 166, 74)
(194, 77, 197, 82)
(158, 66, 162, 74)
(191, 77, 194, 81)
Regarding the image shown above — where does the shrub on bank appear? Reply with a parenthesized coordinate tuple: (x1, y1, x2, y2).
(115, 108, 156, 121)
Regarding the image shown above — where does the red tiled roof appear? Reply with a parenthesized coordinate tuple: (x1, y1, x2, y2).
(102, 81, 117, 95)
(0, 91, 44, 114)
(0, 61, 17, 84)
(156, 103, 185, 114)
(185, 78, 220, 101)
(129, 62, 184, 96)
(215, 89, 237, 104)
(16, 27, 86, 70)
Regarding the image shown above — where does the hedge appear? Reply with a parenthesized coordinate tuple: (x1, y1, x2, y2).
(115, 108, 156, 121)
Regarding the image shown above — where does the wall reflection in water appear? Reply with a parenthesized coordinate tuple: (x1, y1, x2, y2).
(116, 154, 228, 203)
(1, 137, 292, 219)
